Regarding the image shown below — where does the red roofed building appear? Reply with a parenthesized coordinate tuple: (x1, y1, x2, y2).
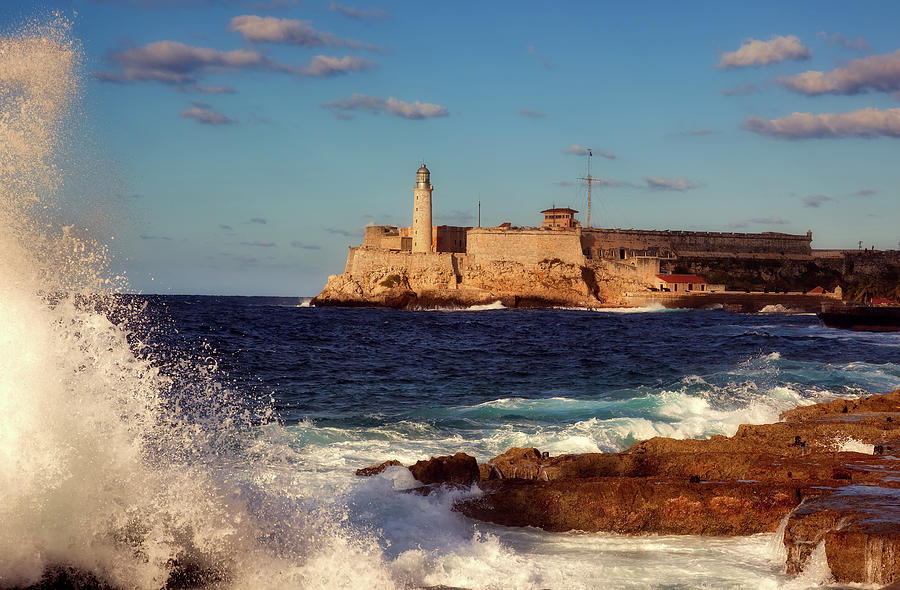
(656, 274, 707, 293)
(871, 297, 897, 306)
(808, 286, 826, 294)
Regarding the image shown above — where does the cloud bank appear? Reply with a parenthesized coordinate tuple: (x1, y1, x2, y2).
(779, 49, 900, 95)
(93, 40, 371, 88)
(743, 107, 900, 139)
(718, 35, 811, 68)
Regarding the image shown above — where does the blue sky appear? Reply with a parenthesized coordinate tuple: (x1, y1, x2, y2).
(4, 1, 899, 295)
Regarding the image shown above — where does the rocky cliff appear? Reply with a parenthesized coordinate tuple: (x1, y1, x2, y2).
(312, 248, 648, 309)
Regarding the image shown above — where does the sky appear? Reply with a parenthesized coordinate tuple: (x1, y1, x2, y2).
(2, 0, 899, 295)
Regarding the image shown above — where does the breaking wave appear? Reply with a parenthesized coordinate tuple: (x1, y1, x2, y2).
(0, 19, 395, 590)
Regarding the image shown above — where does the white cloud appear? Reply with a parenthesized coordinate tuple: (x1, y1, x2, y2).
(780, 49, 900, 95)
(718, 35, 811, 68)
(329, 2, 387, 20)
(817, 31, 871, 52)
(229, 15, 375, 51)
(743, 107, 900, 139)
(93, 39, 372, 91)
(94, 41, 268, 85)
(526, 45, 554, 70)
(803, 195, 833, 207)
(721, 83, 757, 96)
(644, 176, 697, 191)
(187, 84, 236, 94)
(299, 55, 372, 77)
(561, 145, 616, 159)
(518, 108, 547, 118)
(291, 241, 322, 250)
(322, 93, 448, 120)
(749, 216, 789, 225)
(178, 105, 235, 125)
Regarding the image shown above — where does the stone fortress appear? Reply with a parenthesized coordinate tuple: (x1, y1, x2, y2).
(313, 165, 899, 309)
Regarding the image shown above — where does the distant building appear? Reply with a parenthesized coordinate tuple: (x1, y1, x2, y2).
(871, 297, 896, 306)
(656, 274, 707, 292)
(541, 207, 580, 229)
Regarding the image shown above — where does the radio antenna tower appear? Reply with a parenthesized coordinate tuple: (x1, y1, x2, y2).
(578, 149, 603, 229)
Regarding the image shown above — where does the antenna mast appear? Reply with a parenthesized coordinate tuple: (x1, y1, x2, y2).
(586, 150, 591, 228)
(578, 149, 598, 228)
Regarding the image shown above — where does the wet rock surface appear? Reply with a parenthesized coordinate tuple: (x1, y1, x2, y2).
(359, 389, 900, 584)
(408, 452, 480, 486)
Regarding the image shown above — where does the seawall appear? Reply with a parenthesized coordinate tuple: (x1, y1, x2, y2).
(624, 291, 839, 313)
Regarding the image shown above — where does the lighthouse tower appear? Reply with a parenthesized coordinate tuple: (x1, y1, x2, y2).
(412, 164, 433, 253)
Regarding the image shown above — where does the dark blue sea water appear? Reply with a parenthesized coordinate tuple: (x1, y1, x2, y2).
(9, 293, 900, 589)
(116, 296, 897, 588)
(146, 296, 899, 433)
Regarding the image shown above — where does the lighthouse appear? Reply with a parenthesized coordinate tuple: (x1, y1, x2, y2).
(412, 164, 433, 253)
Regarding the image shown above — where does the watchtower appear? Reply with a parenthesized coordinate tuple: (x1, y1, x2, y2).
(412, 164, 433, 253)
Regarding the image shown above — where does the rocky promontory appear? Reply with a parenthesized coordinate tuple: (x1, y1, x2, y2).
(313, 252, 645, 309)
(358, 389, 900, 585)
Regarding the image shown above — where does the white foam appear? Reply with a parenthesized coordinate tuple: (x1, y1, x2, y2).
(834, 436, 876, 454)
(0, 22, 401, 590)
(465, 300, 506, 311)
(760, 304, 800, 314)
(595, 302, 675, 313)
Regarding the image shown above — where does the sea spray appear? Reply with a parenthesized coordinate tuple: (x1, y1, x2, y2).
(0, 19, 396, 589)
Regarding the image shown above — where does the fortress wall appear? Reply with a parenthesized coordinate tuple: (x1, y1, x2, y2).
(581, 229, 812, 256)
(467, 228, 585, 265)
(346, 247, 460, 278)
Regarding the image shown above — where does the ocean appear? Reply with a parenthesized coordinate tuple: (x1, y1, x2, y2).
(8, 293, 899, 589)
(3, 21, 900, 590)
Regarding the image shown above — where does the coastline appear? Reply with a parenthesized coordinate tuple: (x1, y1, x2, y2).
(360, 388, 900, 585)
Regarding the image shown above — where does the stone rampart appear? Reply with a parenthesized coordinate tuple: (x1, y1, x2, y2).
(346, 247, 460, 279)
(467, 228, 585, 266)
(582, 228, 812, 257)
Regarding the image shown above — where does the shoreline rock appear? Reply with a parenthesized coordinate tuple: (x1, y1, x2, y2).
(357, 389, 900, 584)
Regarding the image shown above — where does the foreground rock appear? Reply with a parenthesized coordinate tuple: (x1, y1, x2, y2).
(359, 389, 900, 585)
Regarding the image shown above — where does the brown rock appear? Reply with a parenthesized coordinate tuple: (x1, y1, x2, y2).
(783, 485, 900, 584)
(355, 460, 403, 477)
(780, 390, 900, 422)
(484, 447, 545, 480)
(408, 452, 479, 486)
(360, 389, 900, 585)
(457, 478, 800, 535)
